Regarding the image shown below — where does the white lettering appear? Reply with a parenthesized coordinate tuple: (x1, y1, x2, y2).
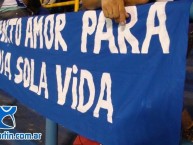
(94, 73, 113, 123)
(94, 12, 118, 54)
(142, 2, 170, 53)
(55, 14, 67, 51)
(56, 65, 72, 105)
(81, 11, 97, 53)
(77, 69, 95, 113)
(118, 6, 140, 54)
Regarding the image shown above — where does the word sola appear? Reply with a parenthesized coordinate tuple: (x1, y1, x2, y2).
(12, 55, 113, 123)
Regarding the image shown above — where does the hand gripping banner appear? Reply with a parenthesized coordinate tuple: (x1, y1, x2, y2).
(0, 1, 191, 145)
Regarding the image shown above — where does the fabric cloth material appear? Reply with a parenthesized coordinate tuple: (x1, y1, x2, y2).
(0, 1, 191, 145)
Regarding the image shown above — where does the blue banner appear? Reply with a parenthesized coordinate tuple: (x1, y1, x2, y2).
(0, 1, 191, 145)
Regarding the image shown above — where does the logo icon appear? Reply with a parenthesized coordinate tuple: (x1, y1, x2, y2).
(0, 106, 17, 129)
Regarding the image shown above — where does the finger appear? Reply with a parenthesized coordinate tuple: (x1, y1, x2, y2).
(125, 12, 129, 18)
(112, 5, 119, 19)
(106, 5, 113, 18)
(102, 7, 109, 18)
(101, 0, 109, 18)
(118, 0, 126, 24)
(114, 18, 120, 23)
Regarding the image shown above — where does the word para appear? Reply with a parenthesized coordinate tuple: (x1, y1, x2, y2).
(81, 3, 170, 54)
